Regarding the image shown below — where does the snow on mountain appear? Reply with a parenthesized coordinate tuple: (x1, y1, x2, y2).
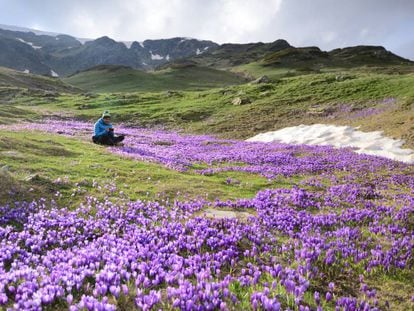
(16, 38, 42, 49)
(150, 51, 164, 60)
(50, 70, 59, 77)
(76, 38, 93, 45)
(123, 41, 134, 49)
(0, 24, 220, 74)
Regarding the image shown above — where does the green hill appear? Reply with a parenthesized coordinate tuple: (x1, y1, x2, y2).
(0, 66, 80, 93)
(63, 64, 247, 92)
(188, 44, 413, 80)
(0, 66, 81, 124)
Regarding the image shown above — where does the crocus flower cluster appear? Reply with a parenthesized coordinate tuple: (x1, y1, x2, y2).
(2, 120, 409, 179)
(0, 120, 413, 310)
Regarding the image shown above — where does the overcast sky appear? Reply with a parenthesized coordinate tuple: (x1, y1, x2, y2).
(1, 0, 413, 59)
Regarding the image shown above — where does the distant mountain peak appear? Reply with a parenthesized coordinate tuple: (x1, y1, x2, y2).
(0, 24, 411, 77)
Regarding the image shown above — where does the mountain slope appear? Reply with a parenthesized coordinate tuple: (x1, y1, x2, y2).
(0, 66, 79, 93)
(0, 35, 51, 75)
(187, 39, 292, 69)
(1, 24, 412, 80)
(0, 25, 218, 76)
(63, 64, 247, 92)
(189, 43, 412, 76)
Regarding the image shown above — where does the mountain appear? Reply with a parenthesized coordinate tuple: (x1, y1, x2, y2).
(0, 24, 412, 80)
(0, 35, 51, 75)
(186, 39, 292, 68)
(187, 42, 412, 71)
(0, 25, 218, 76)
(261, 45, 411, 68)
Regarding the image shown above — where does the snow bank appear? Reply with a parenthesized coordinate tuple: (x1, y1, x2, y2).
(246, 124, 414, 163)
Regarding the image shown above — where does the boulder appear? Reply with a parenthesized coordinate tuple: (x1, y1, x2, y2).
(232, 97, 251, 105)
(251, 75, 270, 84)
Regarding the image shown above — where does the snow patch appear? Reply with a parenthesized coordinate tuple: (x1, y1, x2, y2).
(247, 124, 414, 164)
(204, 46, 209, 51)
(76, 38, 92, 45)
(166, 54, 170, 61)
(150, 51, 164, 60)
(50, 70, 59, 77)
(23, 69, 30, 74)
(16, 38, 42, 49)
(196, 48, 202, 55)
(122, 41, 133, 49)
(139, 41, 145, 48)
(179, 37, 194, 43)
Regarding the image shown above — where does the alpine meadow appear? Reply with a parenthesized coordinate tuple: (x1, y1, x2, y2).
(0, 1, 414, 310)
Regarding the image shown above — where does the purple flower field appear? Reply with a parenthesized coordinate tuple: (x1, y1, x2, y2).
(1, 121, 414, 310)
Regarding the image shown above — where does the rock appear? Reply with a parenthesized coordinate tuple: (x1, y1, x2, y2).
(202, 208, 252, 220)
(219, 88, 232, 95)
(83, 92, 98, 99)
(1, 150, 23, 158)
(78, 104, 90, 110)
(25, 174, 42, 182)
(251, 75, 270, 84)
(164, 90, 181, 97)
(0, 165, 11, 178)
(335, 75, 354, 82)
(232, 97, 251, 106)
(335, 75, 345, 81)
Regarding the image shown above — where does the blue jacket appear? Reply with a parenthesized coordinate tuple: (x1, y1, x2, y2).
(94, 118, 113, 136)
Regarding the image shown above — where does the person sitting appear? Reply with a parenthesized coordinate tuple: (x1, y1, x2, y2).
(92, 111, 125, 146)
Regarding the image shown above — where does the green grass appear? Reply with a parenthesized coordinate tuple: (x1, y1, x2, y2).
(0, 130, 296, 205)
(13, 69, 414, 147)
(1, 64, 414, 310)
(63, 65, 247, 92)
(232, 61, 318, 80)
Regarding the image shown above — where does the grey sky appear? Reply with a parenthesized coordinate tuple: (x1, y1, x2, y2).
(0, 0, 413, 59)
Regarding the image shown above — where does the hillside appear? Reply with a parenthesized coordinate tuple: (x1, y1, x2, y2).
(0, 66, 79, 92)
(63, 64, 247, 92)
(189, 44, 413, 80)
(0, 68, 408, 150)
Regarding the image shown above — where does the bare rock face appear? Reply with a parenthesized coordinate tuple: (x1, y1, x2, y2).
(232, 97, 251, 106)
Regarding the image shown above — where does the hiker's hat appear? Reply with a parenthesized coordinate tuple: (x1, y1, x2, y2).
(102, 110, 111, 118)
